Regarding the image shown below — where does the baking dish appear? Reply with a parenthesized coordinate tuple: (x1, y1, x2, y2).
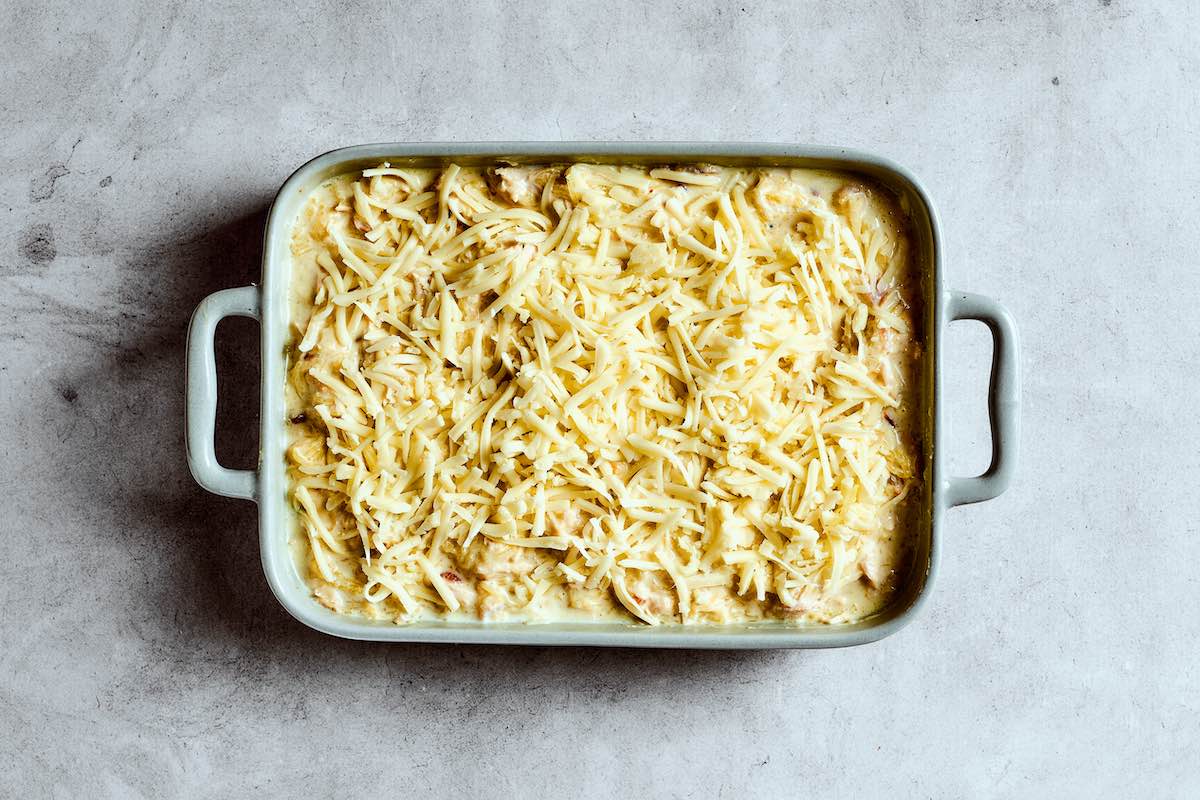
(185, 143, 1020, 648)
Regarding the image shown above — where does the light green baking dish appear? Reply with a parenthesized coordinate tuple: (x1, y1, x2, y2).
(185, 143, 1020, 648)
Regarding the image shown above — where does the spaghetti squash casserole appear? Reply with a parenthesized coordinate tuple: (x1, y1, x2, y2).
(285, 161, 922, 626)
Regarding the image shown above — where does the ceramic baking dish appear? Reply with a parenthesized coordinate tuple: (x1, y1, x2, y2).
(185, 143, 1020, 648)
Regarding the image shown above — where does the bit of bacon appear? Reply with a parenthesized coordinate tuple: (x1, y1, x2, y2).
(441, 571, 462, 583)
(864, 282, 895, 306)
(672, 163, 720, 175)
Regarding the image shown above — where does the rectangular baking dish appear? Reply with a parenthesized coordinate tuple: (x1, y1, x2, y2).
(185, 143, 1020, 648)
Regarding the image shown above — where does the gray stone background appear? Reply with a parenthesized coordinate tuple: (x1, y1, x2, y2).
(1, 1, 1196, 796)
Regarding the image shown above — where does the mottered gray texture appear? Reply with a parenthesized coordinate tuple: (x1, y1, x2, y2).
(0, 0, 1197, 797)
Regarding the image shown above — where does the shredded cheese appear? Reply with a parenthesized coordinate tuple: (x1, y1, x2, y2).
(285, 161, 921, 626)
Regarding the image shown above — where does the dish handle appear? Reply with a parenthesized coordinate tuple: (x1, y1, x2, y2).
(185, 285, 260, 501)
(944, 291, 1021, 507)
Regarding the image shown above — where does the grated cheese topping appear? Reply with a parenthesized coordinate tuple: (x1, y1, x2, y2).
(286, 162, 921, 626)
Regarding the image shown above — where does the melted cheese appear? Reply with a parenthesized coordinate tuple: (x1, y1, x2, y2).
(286, 162, 921, 626)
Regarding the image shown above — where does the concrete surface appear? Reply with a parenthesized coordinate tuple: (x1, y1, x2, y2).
(1, 1, 1197, 797)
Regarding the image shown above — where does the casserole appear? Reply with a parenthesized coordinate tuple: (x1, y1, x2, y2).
(185, 143, 1020, 648)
